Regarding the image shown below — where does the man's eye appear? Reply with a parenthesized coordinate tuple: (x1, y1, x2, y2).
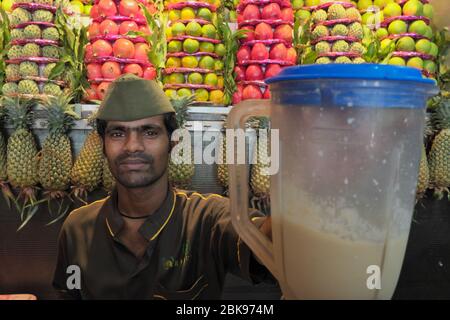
(145, 130, 158, 137)
(110, 131, 124, 137)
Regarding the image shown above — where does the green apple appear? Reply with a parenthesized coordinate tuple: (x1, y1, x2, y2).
(406, 56, 423, 69)
(84, 4, 92, 16)
(423, 60, 436, 73)
(70, 0, 84, 14)
(292, 0, 304, 10)
(374, 0, 389, 9)
(423, 4, 434, 19)
(396, 36, 415, 52)
(376, 28, 389, 39)
(2, 0, 14, 12)
(383, 2, 402, 18)
(358, 0, 373, 11)
(388, 56, 406, 66)
(305, 0, 319, 6)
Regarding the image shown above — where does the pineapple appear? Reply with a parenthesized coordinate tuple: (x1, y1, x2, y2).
(416, 145, 430, 198)
(70, 114, 104, 202)
(416, 114, 433, 199)
(0, 125, 8, 183)
(250, 117, 271, 197)
(33, 10, 54, 23)
(43, 83, 63, 96)
(2, 83, 19, 96)
(42, 27, 60, 41)
(0, 114, 7, 182)
(7, 45, 23, 60)
(4, 96, 40, 229)
(4, 96, 39, 190)
(19, 61, 39, 78)
(43, 63, 57, 78)
(428, 104, 450, 199)
(0, 105, 14, 208)
(102, 157, 115, 193)
(11, 29, 24, 41)
(42, 46, 60, 59)
(23, 24, 42, 39)
(10, 8, 32, 26)
(217, 128, 228, 190)
(168, 95, 195, 189)
(18, 80, 40, 95)
(38, 93, 77, 196)
(5, 64, 20, 81)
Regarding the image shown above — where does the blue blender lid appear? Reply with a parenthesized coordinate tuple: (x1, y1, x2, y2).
(265, 64, 436, 85)
(265, 64, 438, 109)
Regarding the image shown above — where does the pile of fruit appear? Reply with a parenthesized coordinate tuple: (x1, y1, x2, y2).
(309, 1, 366, 64)
(223, 0, 239, 22)
(68, 0, 94, 16)
(234, 0, 297, 102)
(371, 0, 437, 79)
(0, 95, 117, 230)
(163, 1, 226, 105)
(3, 1, 67, 97)
(85, 0, 157, 101)
(291, 0, 320, 25)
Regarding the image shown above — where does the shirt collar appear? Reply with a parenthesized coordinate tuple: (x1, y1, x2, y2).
(103, 187, 176, 241)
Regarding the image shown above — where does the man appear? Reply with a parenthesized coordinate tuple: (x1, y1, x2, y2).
(52, 74, 273, 299)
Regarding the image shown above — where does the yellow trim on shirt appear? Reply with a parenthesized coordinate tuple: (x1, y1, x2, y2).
(176, 191, 224, 201)
(105, 218, 115, 237)
(69, 197, 110, 217)
(237, 235, 242, 270)
(149, 190, 177, 241)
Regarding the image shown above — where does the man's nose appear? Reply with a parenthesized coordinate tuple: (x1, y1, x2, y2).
(124, 131, 145, 153)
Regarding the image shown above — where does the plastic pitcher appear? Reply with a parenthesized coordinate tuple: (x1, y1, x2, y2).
(227, 64, 438, 299)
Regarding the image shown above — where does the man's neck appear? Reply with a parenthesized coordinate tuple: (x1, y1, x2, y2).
(116, 176, 169, 218)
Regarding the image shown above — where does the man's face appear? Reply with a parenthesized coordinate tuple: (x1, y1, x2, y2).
(104, 115, 170, 189)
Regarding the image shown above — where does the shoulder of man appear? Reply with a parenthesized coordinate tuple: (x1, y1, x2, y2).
(62, 197, 110, 234)
(174, 189, 264, 224)
(174, 189, 230, 211)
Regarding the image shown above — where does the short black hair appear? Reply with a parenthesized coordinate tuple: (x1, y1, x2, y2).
(96, 112, 178, 139)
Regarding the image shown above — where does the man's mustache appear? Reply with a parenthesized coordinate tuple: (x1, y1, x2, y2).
(115, 153, 154, 165)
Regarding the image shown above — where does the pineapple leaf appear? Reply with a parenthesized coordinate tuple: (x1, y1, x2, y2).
(49, 55, 72, 80)
(54, 5, 89, 103)
(301, 48, 317, 65)
(40, 92, 79, 135)
(170, 95, 195, 128)
(2, 96, 35, 130)
(17, 205, 40, 232)
(138, 3, 167, 85)
(433, 100, 450, 130)
(297, 18, 314, 64)
(424, 112, 434, 139)
(216, 11, 235, 105)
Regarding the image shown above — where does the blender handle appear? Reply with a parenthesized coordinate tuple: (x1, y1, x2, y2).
(227, 99, 278, 280)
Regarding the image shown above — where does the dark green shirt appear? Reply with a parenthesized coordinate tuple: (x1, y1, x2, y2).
(52, 188, 268, 299)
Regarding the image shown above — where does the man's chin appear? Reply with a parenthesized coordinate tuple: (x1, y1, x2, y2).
(118, 180, 154, 189)
(116, 174, 151, 188)
(116, 171, 165, 189)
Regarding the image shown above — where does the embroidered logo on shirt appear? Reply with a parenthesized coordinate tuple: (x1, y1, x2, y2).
(162, 242, 192, 270)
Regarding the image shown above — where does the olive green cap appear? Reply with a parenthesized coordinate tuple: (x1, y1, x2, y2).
(97, 74, 175, 121)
